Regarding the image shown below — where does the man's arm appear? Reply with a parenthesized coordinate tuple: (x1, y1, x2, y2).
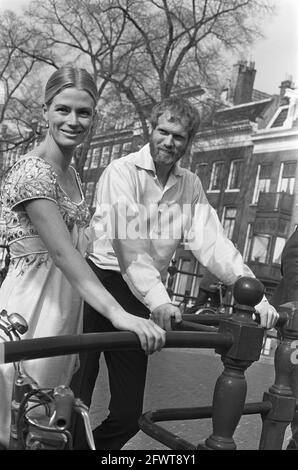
(185, 188, 278, 328)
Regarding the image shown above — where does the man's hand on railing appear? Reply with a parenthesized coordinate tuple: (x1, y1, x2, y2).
(254, 299, 279, 329)
(151, 303, 182, 331)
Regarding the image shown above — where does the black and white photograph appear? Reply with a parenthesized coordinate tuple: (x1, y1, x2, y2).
(0, 0, 297, 456)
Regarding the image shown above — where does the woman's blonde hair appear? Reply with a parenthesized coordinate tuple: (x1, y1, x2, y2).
(44, 66, 98, 106)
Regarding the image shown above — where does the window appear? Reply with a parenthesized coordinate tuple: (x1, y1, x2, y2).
(8, 150, 15, 167)
(252, 164, 272, 204)
(250, 235, 270, 263)
(222, 207, 236, 240)
(277, 161, 296, 194)
(111, 144, 121, 161)
(272, 237, 286, 264)
(101, 146, 110, 167)
(243, 224, 253, 262)
(91, 183, 98, 209)
(0, 245, 8, 270)
(269, 106, 289, 128)
(226, 160, 243, 190)
(84, 182, 95, 206)
(84, 149, 92, 170)
(4, 150, 12, 168)
(122, 142, 131, 156)
(195, 163, 208, 184)
(189, 260, 201, 300)
(7, 146, 21, 167)
(172, 259, 192, 303)
(90, 148, 101, 169)
(208, 161, 224, 191)
(115, 120, 123, 130)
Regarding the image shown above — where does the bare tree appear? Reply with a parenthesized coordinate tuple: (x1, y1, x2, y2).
(1, 0, 274, 169)
(0, 10, 50, 153)
(101, 0, 273, 139)
(24, 0, 273, 140)
(19, 0, 132, 174)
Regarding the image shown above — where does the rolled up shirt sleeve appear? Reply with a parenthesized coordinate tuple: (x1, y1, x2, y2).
(185, 185, 255, 285)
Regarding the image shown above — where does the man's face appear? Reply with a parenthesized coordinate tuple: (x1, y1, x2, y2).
(149, 111, 191, 169)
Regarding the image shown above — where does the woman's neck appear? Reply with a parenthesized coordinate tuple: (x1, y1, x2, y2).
(35, 136, 74, 174)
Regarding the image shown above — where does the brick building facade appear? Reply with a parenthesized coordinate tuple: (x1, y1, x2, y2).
(170, 63, 298, 303)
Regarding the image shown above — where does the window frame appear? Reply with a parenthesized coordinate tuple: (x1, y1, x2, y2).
(221, 207, 237, 240)
(225, 159, 243, 192)
(252, 164, 272, 204)
(208, 161, 225, 192)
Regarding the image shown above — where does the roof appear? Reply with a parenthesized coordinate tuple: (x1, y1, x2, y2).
(214, 98, 273, 123)
(252, 89, 272, 101)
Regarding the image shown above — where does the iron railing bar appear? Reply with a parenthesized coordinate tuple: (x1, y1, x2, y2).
(0, 331, 233, 364)
(175, 320, 217, 332)
(139, 401, 272, 450)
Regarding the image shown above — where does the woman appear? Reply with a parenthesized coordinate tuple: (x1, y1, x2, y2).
(0, 66, 165, 448)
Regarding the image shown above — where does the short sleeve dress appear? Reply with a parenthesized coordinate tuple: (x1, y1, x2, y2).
(0, 156, 90, 447)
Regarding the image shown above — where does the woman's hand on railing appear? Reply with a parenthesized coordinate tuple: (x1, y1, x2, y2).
(111, 311, 166, 355)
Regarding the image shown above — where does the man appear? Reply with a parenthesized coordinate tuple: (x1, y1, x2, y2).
(271, 228, 298, 308)
(72, 96, 278, 449)
(271, 228, 298, 450)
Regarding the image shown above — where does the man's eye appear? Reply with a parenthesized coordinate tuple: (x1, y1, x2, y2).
(80, 110, 92, 117)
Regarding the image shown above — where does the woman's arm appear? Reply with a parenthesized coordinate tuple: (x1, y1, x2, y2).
(23, 198, 166, 354)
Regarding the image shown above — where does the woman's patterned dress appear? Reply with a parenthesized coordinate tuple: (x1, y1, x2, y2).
(0, 156, 90, 447)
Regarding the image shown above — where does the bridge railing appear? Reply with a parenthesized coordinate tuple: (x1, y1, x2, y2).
(1, 277, 297, 450)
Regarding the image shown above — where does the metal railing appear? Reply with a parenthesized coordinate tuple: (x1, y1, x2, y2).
(1, 277, 297, 450)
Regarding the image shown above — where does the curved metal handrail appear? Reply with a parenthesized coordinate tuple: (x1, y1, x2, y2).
(0, 330, 233, 365)
(0, 309, 288, 365)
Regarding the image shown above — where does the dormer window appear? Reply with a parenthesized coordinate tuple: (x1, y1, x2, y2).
(268, 105, 289, 129)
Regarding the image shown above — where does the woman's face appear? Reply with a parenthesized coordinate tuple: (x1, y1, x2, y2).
(43, 87, 95, 149)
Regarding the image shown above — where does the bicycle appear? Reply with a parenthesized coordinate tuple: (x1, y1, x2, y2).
(0, 309, 95, 450)
(185, 281, 233, 316)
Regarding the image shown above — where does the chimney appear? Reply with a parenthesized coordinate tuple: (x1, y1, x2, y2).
(279, 77, 295, 104)
(228, 60, 256, 105)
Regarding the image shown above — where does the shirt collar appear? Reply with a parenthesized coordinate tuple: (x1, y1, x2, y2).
(134, 143, 184, 177)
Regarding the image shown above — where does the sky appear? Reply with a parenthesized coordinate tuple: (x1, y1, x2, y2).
(0, 0, 298, 95)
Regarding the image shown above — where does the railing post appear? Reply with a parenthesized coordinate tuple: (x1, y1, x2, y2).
(259, 302, 298, 450)
(203, 277, 265, 450)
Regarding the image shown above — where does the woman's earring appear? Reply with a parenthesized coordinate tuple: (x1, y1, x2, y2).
(45, 120, 49, 128)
